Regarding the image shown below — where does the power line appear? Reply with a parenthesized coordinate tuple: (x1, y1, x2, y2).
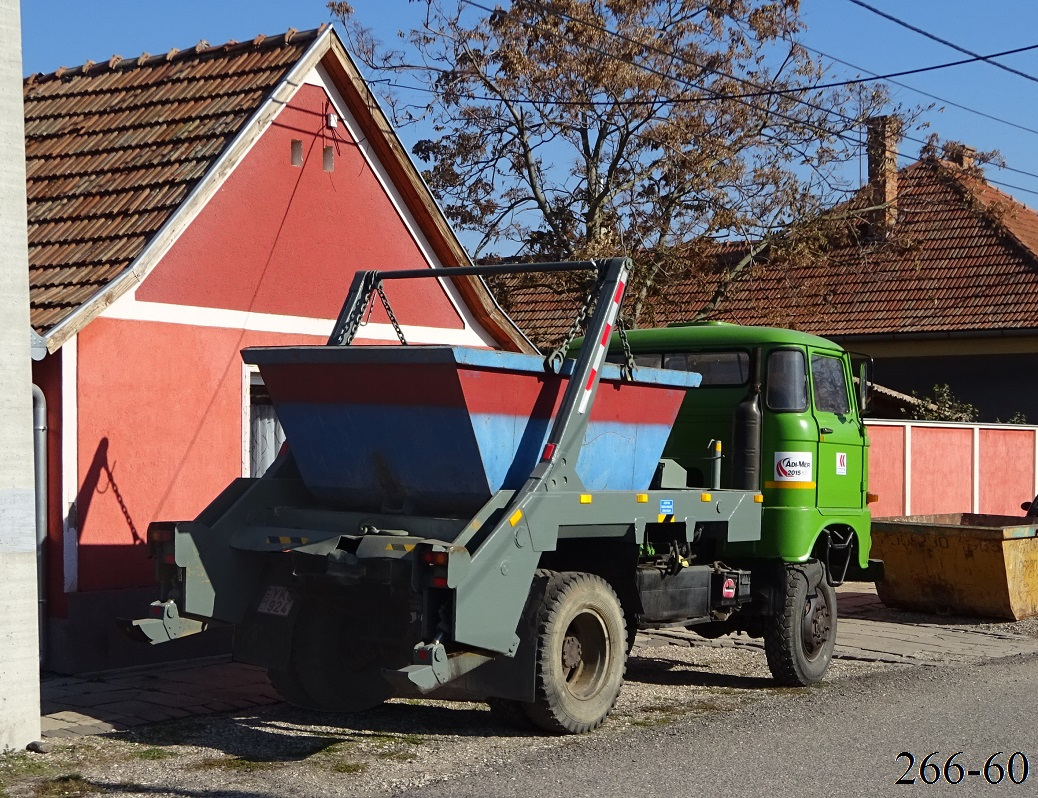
(377, 34, 1038, 106)
(456, 0, 866, 134)
(499, 0, 1038, 188)
(444, 0, 1038, 197)
(846, 0, 1038, 86)
(801, 43, 1038, 139)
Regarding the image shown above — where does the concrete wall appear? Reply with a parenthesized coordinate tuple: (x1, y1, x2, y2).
(0, 0, 40, 748)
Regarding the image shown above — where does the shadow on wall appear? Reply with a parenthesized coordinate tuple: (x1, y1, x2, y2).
(76, 436, 144, 549)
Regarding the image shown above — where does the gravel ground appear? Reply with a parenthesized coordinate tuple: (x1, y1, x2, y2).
(0, 642, 898, 798)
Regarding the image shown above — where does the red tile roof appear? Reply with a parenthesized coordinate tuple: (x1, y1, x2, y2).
(499, 158, 1038, 346)
(24, 27, 325, 335)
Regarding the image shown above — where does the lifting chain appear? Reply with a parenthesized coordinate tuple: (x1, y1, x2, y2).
(545, 264, 604, 372)
(376, 282, 408, 345)
(336, 279, 377, 346)
(616, 314, 636, 381)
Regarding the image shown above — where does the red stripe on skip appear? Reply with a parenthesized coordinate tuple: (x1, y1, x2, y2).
(584, 369, 597, 392)
(600, 323, 612, 345)
(613, 280, 625, 304)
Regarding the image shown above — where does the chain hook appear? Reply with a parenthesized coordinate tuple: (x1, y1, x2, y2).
(545, 262, 605, 372)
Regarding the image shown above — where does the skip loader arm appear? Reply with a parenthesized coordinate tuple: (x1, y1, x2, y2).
(395, 258, 633, 690)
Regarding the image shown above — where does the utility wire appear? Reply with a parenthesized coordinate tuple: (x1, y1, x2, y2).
(456, 0, 867, 136)
(846, 0, 1038, 86)
(446, 0, 1038, 197)
(459, 0, 1038, 185)
(801, 42, 1038, 139)
(381, 39, 1038, 105)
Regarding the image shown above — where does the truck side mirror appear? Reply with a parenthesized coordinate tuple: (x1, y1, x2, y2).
(850, 353, 873, 414)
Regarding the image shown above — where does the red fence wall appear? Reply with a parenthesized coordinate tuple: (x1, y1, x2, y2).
(867, 421, 1038, 518)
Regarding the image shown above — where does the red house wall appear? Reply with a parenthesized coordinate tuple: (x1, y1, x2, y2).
(137, 83, 463, 328)
(71, 79, 478, 594)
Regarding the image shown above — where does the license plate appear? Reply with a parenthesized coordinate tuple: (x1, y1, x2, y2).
(257, 585, 294, 616)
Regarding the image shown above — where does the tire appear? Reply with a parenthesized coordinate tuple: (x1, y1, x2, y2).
(525, 571, 627, 734)
(763, 563, 837, 686)
(267, 596, 397, 712)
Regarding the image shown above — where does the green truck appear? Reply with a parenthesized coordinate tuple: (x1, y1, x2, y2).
(126, 258, 872, 734)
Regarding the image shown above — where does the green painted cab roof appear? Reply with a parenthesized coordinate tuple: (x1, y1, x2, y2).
(614, 321, 845, 352)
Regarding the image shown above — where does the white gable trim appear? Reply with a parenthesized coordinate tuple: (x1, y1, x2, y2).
(61, 336, 78, 592)
(100, 293, 487, 346)
(307, 62, 496, 347)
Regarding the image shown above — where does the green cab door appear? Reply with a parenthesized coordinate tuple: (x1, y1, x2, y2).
(810, 350, 865, 511)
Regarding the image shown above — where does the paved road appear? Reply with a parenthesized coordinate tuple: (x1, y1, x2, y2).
(400, 653, 1038, 798)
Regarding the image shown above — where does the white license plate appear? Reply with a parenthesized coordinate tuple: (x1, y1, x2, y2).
(257, 585, 294, 616)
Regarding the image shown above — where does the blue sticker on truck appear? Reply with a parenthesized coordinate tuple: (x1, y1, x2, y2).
(660, 499, 674, 515)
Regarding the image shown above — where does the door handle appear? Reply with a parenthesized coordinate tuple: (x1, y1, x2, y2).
(820, 427, 834, 435)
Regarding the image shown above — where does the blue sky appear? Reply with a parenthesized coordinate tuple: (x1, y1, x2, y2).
(19, 1, 1038, 209)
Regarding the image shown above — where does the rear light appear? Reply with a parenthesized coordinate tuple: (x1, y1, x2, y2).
(148, 525, 173, 545)
(421, 550, 449, 566)
(431, 576, 449, 589)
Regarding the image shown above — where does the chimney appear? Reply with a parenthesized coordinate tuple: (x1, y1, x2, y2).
(947, 144, 976, 170)
(865, 115, 901, 238)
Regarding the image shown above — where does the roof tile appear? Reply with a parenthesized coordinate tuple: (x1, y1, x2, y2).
(24, 26, 325, 334)
(499, 159, 1038, 345)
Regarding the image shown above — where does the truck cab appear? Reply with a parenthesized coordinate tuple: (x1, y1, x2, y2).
(615, 321, 872, 581)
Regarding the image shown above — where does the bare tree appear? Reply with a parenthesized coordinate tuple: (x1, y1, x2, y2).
(331, 0, 892, 323)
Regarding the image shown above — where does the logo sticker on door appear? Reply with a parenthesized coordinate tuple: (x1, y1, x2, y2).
(774, 452, 812, 482)
(836, 452, 847, 476)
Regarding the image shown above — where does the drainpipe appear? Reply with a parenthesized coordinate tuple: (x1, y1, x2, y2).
(32, 384, 47, 666)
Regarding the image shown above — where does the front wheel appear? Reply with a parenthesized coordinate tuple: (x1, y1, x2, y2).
(763, 563, 837, 686)
(525, 571, 627, 734)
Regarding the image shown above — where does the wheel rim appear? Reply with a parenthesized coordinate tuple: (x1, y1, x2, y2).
(800, 588, 832, 661)
(560, 609, 611, 700)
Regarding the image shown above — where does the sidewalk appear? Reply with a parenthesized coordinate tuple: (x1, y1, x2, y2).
(39, 582, 1038, 739)
(636, 582, 1038, 665)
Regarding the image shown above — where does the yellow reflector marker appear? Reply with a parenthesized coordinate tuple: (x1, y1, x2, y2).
(754, 494, 764, 503)
(866, 492, 880, 504)
(763, 481, 817, 490)
(714, 441, 722, 452)
(637, 493, 648, 503)
(580, 494, 593, 504)
(700, 493, 712, 502)
(509, 509, 524, 527)
(278, 536, 291, 545)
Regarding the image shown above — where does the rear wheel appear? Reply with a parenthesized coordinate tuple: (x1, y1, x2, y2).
(267, 595, 399, 712)
(763, 563, 837, 686)
(525, 571, 627, 734)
